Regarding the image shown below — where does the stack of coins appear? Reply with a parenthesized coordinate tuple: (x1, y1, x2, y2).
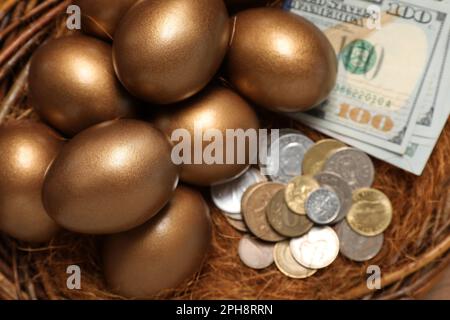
(211, 129, 393, 278)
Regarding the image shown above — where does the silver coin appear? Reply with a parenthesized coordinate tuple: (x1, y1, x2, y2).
(323, 147, 375, 191)
(211, 168, 267, 216)
(220, 210, 243, 221)
(262, 129, 301, 167)
(314, 172, 352, 223)
(267, 129, 303, 147)
(334, 220, 384, 262)
(305, 187, 340, 225)
(273, 128, 303, 138)
(290, 226, 340, 269)
(267, 133, 314, 183)
(225, 216, 248, 232)
(238, 235, 275, 269)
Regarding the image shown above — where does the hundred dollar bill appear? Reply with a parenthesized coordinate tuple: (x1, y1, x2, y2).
(285, 0, 450, 154)
(414, 22, 450, 138)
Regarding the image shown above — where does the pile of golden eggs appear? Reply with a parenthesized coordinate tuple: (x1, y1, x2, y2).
(0, 0, 337, 298)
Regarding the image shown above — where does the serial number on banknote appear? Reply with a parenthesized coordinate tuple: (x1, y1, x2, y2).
(333, 83, 393, 108)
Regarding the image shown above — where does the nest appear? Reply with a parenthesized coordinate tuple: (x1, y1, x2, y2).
(0, 0, 449, 300)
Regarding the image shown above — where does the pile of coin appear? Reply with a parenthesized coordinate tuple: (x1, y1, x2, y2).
(211, 129, 393, 278)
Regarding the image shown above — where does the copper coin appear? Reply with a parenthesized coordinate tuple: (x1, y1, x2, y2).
(241, 182, 265, 207)
(335, 220, 384, 262)
(242, 182, 286, 242)
(267, 189, 313, 237)
(240, 181, 267, 216)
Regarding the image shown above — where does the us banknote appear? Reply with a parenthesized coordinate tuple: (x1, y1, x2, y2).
(285, 0, 450, 175)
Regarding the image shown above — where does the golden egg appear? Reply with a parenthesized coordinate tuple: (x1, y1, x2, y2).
(74, 0, 140, 40)
(0, 121, 63, 243)
(154, 86, 260, 186)
(29, 35, 137, 136)
(227, 8, 337, 112)
(113, 0, 230, 104)
(103, 186, 212, 298)
(42, 119, 179, 234)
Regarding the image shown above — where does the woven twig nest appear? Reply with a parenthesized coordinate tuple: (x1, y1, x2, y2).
(0, 0, 449, 300)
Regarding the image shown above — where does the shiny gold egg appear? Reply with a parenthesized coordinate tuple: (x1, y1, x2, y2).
(29, 35, 137, 136)
(227, 8, 337, 112)
(113, 0, 230, 104)
(42, 119, 179, 235)
(74, 0, 140, 40)
(0, 121, 63, 243)
(103, 186, 212, 298)
(154, 86, 260, 186)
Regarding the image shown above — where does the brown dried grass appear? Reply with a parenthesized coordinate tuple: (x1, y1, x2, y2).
(0, 0, 449, 300)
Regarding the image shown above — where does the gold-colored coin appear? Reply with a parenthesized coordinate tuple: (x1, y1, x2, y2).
(274, 241, 317, 279)
(267, 189, 313, 237)
(346, 188, 393, 237)
(302, 139, 347, 176)
(285, 175, 320, 215)
(242, 182, 286, 242)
